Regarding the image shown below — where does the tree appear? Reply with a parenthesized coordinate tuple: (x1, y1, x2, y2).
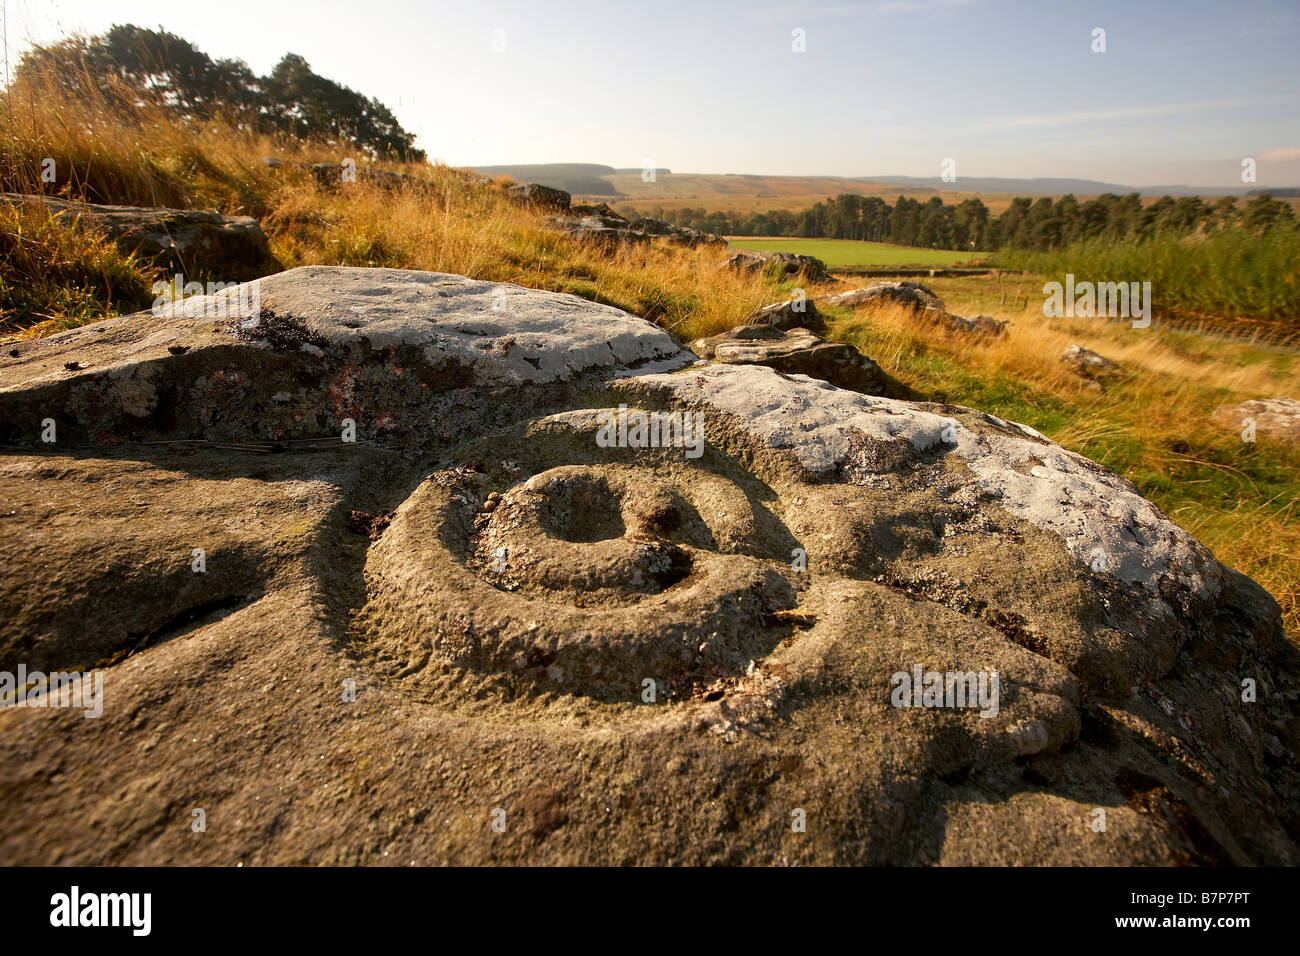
(15, 24, 424, 160)
(1241, 193, 1296, 232)
(953, 198, 989, 250)
(993, 197, 1032, 248)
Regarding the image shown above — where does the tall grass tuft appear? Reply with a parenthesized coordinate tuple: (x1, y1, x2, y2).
(0, 204, 153, 336)
(1000, 226, 1300, 337)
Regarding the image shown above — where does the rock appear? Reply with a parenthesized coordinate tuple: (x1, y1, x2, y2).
(1, 266, 1296, 866)
(507, 182, 571, 213)
(1061, 344, 1122, 378)
(1212, 398, 1300, 443)
(745, 298, 826, 332)
(263, 157, 437, 194)
(0, 266, 688, 448)
(689, 323, 888, 394)
(626, 218, 724, 247)
(2, 193, 282, 283)
(547, 212, 722, 248)
(546, 213, 646, 247)
(725, 251, 829, 283)
(570, 202, 623, 218)
(820, 282, 1006, 336)
(820, 281, 945, 313)
(946, 313, 1008, 336)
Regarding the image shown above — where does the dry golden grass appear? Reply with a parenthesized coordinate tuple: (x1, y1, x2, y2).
(0, 62, 775, 339)
(260, 171, 774, 335)
(0, 202, 153, 336)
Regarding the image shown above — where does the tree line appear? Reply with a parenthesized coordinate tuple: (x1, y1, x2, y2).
(651, 191, 1296, 251)
(17, 24, 423, 160)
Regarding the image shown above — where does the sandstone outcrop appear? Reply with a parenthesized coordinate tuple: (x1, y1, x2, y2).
(726, 251, 829, 283)
(689, 323, 888, 395)
(546, 206, 721, 247)
(947, 313, 1008, 335)
(507, 182, 572, 212)
(3, 193, 282, 283)
(745, 298, 826, 332)
(728, 251, 826, 280)
(1061, 344, 1124, 388)
(1062, 344, 1121, 372)
(821, 280, 945, 313)
(1, 266, 1295, 866)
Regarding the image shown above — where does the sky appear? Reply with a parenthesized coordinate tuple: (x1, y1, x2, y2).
(4, 0, 1299, 187)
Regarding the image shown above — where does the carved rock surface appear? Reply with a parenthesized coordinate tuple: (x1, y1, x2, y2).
(0, 266, 1295, 866)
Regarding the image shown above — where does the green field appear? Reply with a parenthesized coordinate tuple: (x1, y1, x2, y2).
(726, 237, 987, 269)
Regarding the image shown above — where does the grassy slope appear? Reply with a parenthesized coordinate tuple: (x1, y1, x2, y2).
(727, 237, 987, 268)
(2, 68, 1296, 637)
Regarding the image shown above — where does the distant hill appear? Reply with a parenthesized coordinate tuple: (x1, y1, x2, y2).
(465, 165, 1298, 214)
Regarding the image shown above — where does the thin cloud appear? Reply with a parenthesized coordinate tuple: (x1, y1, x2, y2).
(866, 0, 979, 13)
(981, 94, 1300, 131)
(1258, 146, 1300, 163)
(756, 0, 979, 21)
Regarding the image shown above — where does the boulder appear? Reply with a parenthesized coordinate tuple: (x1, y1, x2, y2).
(821, 280, 945, 313)
(1212, 398, 1300, 443)
(507, 182, 571, 213)
(545, 213, 646, 247)
(689, 323, 887, 394)
(0, 266, 686, 448)
(546, 212, 721, 248)
(2, 193, 282, 283)
(745, 298, 826, 332)
(569, 202, 624, 218)
(627, 218, 724, 247)
(725, 251, 829, 283)
(821, 281, 1007, 336)
(1061, 344, 1123, 377)
(947, 313, 1008, 336)
(0, 266, 1295, 866)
